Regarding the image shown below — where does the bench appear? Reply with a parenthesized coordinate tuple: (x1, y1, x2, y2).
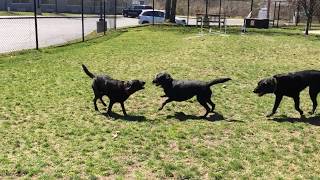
(196, 14, 226, 27)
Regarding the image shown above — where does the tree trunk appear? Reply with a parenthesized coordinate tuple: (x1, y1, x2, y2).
(165, 0, 172, 20)
(169, 0, 177, 23)
(305, 16, 311, 35)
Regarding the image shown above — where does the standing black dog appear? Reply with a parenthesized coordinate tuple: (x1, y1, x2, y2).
(253, 70, 320, 117)
(152, 72, 231, 117)
(82, 64, 145, 116)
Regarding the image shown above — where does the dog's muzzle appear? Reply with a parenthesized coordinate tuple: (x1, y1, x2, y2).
(253, 90, 265, 97)
(152, 79, 160, 86)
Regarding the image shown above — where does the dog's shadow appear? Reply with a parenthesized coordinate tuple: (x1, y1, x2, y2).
(166, 112, 228, 122)
(101, 112, 147, 122)
(272, 114, 320, 126)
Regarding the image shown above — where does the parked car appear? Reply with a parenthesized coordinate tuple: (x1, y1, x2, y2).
(138, 10, 186, 25)
(122, 5, 153, 18)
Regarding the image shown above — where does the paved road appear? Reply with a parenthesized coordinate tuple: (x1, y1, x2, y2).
(0, 16, 243, 54)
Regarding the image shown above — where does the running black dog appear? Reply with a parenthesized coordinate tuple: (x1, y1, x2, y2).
(253, 70, 320, 117)
(152, 72, 231, 117)
(82, 64, 145, 116)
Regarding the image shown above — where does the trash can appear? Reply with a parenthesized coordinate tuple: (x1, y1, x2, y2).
(97, 19, 107, 33)
(245, 18, 269, 29)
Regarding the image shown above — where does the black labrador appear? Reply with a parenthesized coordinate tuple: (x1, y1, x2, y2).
(253, 70, 320, 117)
(152, 72, 231, 117)
(82, 64, 145, 116)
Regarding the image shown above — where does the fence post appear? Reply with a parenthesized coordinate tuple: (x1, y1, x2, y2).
(114, 0, 117, 30)
(81, 0, 84, 41)
(277, 2, 281, 28)
(103, 0, 106, 35)
(273, 1, 276, 27)
(33, 0, 39, 50)
(219, 0, 222, 28)
(187, 0, 190, 25)
(153, 0, 155, 25)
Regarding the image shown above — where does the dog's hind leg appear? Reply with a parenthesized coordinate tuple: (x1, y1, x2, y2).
(293, 95, 304, 116)
(107, 100, 115, 115)
(197, 97, 211, 118)
(309, 88, 319, 114)
(93, 97, 99, 111)
(120, 102, 127, 116)
(207, 99, 216, 112)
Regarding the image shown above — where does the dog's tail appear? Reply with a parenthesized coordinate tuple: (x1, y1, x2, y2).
(82, 64, 95, 79)
(207, 78, 231, 87)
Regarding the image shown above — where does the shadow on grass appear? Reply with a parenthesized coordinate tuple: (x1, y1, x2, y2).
(166, 111, 244, 123)
(272, 114, 320, 126)
(101, 112, 147, 122)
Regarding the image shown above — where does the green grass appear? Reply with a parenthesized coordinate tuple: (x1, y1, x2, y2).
(1, 26, 320, 179)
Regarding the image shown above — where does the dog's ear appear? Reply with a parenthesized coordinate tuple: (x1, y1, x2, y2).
(269, 77, 278, 92)
(125, 80, 133, 92)
(164, 73, 172, 81)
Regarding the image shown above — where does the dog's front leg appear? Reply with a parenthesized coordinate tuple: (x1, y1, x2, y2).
(120, 102, 127, 116)
(293, 95, 304, 116)
(267, 95, 283, 117)
(100, 97, 107, 106)
(159, 98, 172, 111)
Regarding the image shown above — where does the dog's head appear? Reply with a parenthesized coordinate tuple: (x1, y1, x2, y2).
(152, 72, 173, 87)
(253, 77, 277, 97)
(126, 80, 145, 93)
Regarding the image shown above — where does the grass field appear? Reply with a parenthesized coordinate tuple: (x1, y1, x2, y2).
(1, 26, 320, 179)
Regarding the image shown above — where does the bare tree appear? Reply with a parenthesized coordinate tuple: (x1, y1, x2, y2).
(297, 0, 318, 35)
(165, 0, 177, 23)
(169, 0, 177, 23)
(165, 0, 171, 19)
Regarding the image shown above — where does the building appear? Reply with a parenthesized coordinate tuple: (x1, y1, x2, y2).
(0, 0, 150, 14)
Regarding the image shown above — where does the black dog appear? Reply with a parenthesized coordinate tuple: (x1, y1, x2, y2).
(152, 72, 231, 117)
(82, 64, 145, 116)
(253, 70, 320, 117)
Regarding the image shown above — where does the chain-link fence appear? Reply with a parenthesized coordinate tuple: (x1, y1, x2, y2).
(0, 0, 124, 54)
(1, 0, 319, 53)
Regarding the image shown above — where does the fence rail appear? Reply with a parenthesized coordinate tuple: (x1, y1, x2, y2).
(1, 0, 319, 54)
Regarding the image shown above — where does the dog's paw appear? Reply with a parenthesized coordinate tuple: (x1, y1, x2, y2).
(308, 111, 315, 115)
(266, 112, 275, 117)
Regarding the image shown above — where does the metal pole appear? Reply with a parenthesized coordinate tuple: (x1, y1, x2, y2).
(273, 1, 276, 27)
(219, 0, 222, 28)
(152, 0, 155, 25)
(103, 0, 106, 35)
(33, 0, 39, 50)
(114, 0, 117, 30)
(187, 0, 190, 25)
(296, 4, 300, 26)
(205, 0, 208, 26)
(100, 0, 103, 20)
(205, 0, 208, 17)
(250, 0, 253, 12)
(81, 0, 84, 41)
(277, 2, 281, 28)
